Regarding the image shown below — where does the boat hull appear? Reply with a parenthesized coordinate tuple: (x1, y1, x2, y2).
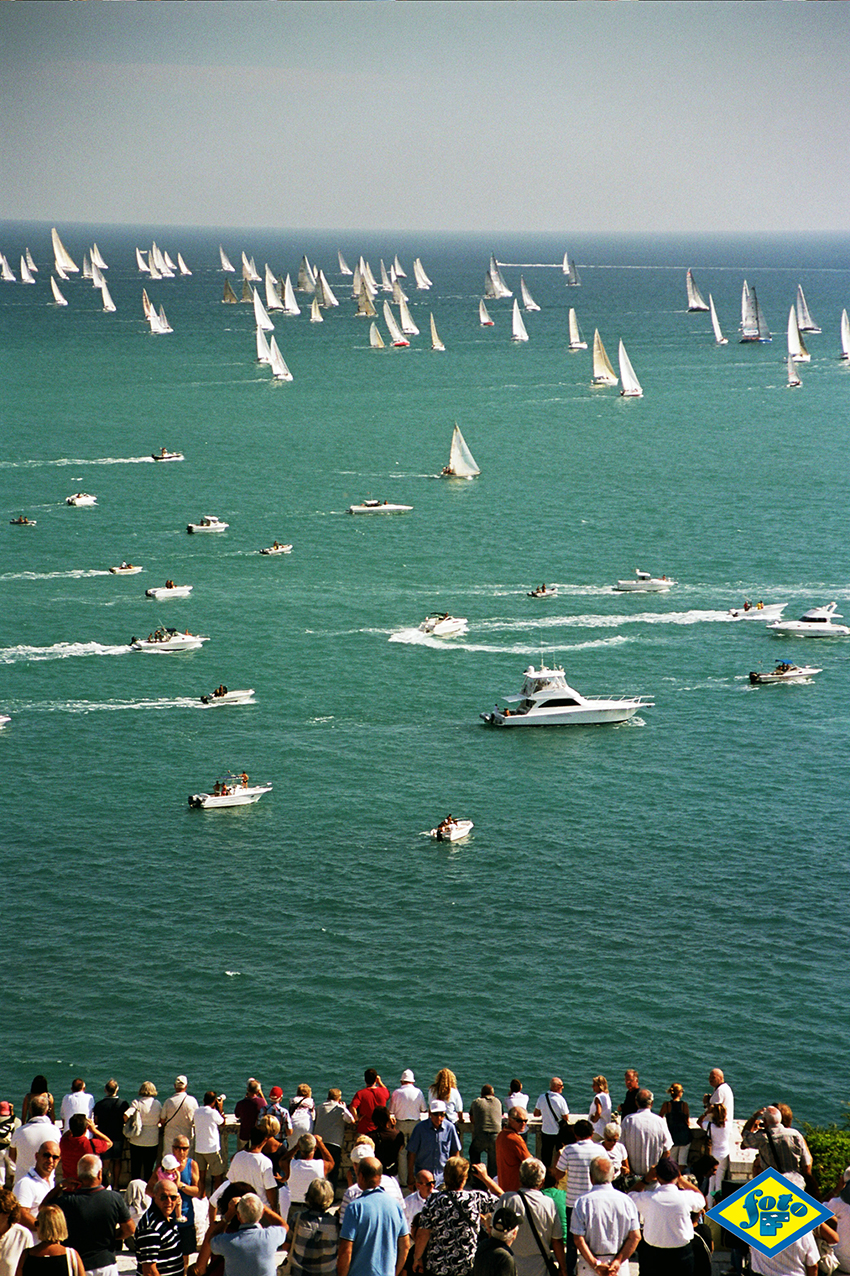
(729, 603, 786, 621)
(131, 636, 208, 652)
(767, 622, 850, 637)
(189, 784, 271, 808)
(430, 820, 474, 842)
(419, 617, 468, 637)
(615, 579, 675, 592)
(152, 452, 184, 462)
(528, 589, 557, 599)
(260, 545, 292, 555)
(481, 701, 649, 727)
(146, 586, 193, 599)
(200, 690, 255, 706)
(749, 667, 821, 685)
(187, 522, 227, 533)
(66, 495, 97, 506)
(110, 566, 143, 575)
(348, 503, 412, 514)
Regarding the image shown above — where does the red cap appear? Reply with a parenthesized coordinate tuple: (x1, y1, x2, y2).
(269, 1086, 283, 1100)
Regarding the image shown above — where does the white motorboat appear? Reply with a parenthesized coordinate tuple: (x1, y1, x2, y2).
(615, 570, 676, 592)
(527, 585, 557, 598)
(259, 542, 292, 555)
(146, 582, 193, 599)
(749, 662, 822, 686)
(767, 602, 850, 637)
(130, 627, 209, 653)
(66, 492, 97, 506)
(418, 613, 468, 638)
(200, 688, 255, 706)
(152, 448, 184, 462)
(729, 602, 787, 621)
(481, 665, 653, 728)
(189, 772, 272, 808)
(109, 563, 143, 575)
(430, 817, 474, 842)
(10, 516, 36, 526)
(187, 515, 228, 533)
(348, 500, 412, 514)
(0, 714, 10, 730)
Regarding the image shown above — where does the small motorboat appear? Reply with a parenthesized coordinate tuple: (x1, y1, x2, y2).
(528, 585, 557, 598)
(430, 816, 474, 842)
(418, 612, 468, 637)
(146, 582, 193, 599)
(187, 515, 228, 533)
(767, 602, 850, 637)
(109, 563, 143, 575)
(9, 516, 36, 526)
(259, 542, 293, 555)
(130, 627, 209, 653)
(189, 772, 272, 808)
(0, 714, 10, 730)
(200, 688, 255, 706)
(152, 448, 184, 461)
(749, 662, 823, 685)
(615, 570, 675, 592)
(348, 500, 413, 514)
(729, 601, 787, 622)
(66, 492, 97, 506)
(481, 665, 653, 727)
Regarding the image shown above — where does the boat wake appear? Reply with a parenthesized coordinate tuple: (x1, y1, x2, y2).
(0, 641, 131, 665)
(389, 630, 630, 655)
(21, 696, 204, 714)
(0, 456, 157, 469)
(0, 569, 113, 581)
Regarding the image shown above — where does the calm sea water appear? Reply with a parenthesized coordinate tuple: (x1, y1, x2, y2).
(2, 222, 848, 1126)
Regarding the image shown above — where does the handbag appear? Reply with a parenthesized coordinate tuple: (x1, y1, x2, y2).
(817, 1235, 840, 1274)
(126, 1104, 143, 1138)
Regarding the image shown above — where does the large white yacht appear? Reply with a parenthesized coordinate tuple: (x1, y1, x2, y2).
(418, 613, 468, 637)
(767, 602, 850, 637)
(481, 665, 653, 727)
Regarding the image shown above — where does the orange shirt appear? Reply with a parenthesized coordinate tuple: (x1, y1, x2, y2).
(495, 1128, 530, 1191)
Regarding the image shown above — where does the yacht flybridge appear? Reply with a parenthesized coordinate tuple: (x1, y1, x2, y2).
(481, 666, 653, 727)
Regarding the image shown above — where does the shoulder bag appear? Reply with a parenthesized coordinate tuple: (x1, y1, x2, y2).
(544, 1093, 571, 1145)
(517, 1191, 560, 1276)
(126, 1104, 143, 1138)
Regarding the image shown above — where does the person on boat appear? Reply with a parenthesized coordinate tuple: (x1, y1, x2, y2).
(757, 600, 764, 609)
(241, 773, 249, 789)
(121, 562, 129, 570)
(743, 600, 752, 611)
(160, 448, 167, 456)
(147, 634, 154, 643)
(273, 541, 280, 550)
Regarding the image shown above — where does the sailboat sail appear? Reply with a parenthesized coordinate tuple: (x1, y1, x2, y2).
(479, 300, 494, 326)
(148, 253, 162, 281)
(157, 305, 173, 333)
(787, 355, 801, 388)
(686, 269, 709, 311)
(177, 253, 192, 276)
(20, 256, 35, 284)
(380, 260, 392, 292)
(310, 295, 323, 323)
(755, 289, 771, 342)
(398, 297, 419, 335)
(520, 276, 540, 312)
(152, 243, 172, 276)
(840, 309, 850, 362)
(136, 247, 150, 273)
(787, 307, 810, 362)
(91, 261, 105, 290)
(430, 313, 445, 351)
(51, 228, 78, 273)
(709, 294, 728, 344)
(618, 340, 643, 397)
(265, 265, 283, 311)
(297, 255, 317, 293)
(484, 270, 497, 299)
(447, 424, 480, 477)
(796, 285, 820, 333)
(241, 278, 252, 303)
(219, 246, 235, 272)
(0, 254, 16, 282)
(362, 260, 378, 293)
(242, 252, 260, 282)
(412, 257, 432, 290)
(565, 258, 581, 286)
(740, 281, 758, 340)
(252, 288, 275, 332)
(356, 284, 377, 317)
(392, 254, 407, 279)
(268, 336, 293, 381)
(163, 251, 177, 272)
(282, 274, 301, 316)
(316, 270, 339, 308)
(592, 330, 618, 385)
(383, 301, 409, 347)
(392, 276, 408, 304)
(82, 253, 92, 280)
(222, 278, 238, 304)
(101, 281, 116, 313)
(511, 298, 529, 342)
(256, 325, 272, 364)
(141, 288, 152, 319)
(338, 251, 352, 276)
(489, 254, 512, 298)
(369, 322, 385, 349)
(91, 243, 108, 270)
(25, 248, 38, 272)
(50, 277, 68, 306)
(562, 252, 571, 274)
(568, 308, 587, 350)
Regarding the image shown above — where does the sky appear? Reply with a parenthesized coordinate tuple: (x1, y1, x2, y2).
(2, 0, 849, 235)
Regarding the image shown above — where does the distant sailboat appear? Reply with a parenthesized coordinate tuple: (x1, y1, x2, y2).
(268, 336, 293, 381)
(369, 322, 385, 349)
(356, 284, 377, 318)
(252, 287, 275, 332)
(136, 247, 150, 273)
(222, 278, 238, 304)
(297, 255, 317, 293)
(479, 300, 494, 327)
(256, 325, 272, 364)
(310, 295, 323, 323)
(787, 356, 802, 388)
(156, 304, 173, 334)
(686, 269, 709, 311)
(795, 284, 820, 334)
(220, 246, 235, 272)
(489, 254, 512, 298)
(52, 228, 78, 273)
(19, 256, 35, 284)
(163, 250, 177, 272)
(316, 270, 339, 308)
(520, 276, 541, 312)
(511, 298, 529, 342)
(141, 288, 152, 319)
(567, 308, 587, 350)
(241, 278, 252, 303)
(242, 252, 260, 282)
(151, 243, 172, 277)
(398, 296, 419, 336)
(50, 276, 68, 306)
(443, 424, 479, 478)
(412, 257, 432, 290)
(709, 294, 728, 344)
(0, 254, 16, 282)
(787, 307, 810, 363)
(430, 313, 445, 351)
(591, 331, 618, 386)
(383, 301, 409, 347)
(25, 248, 38, 273)
(562, 252, 571, 274)
(618, 340, 643, 397)
(265, 265, 283, 311)
(177, 253, 192, 276)
(82, 252, 92, 280)
(338, 250, 352, 276)
(393, 254, 407, 279)
(391, 275, 408, 304)
(564, 256, 581, 286)
(380, 260, 392, 292)
(362, 259, 378, 294)
(101, 281, 117, 313)
(91, 243, 108, 271)
(840, 309, 850, 362)
(148, 252, 162, 281)
(55, 261, 69, 281)
(91, 261, 105, 289)
(740, 282, 770, 342)
(282, 274, 301, 316)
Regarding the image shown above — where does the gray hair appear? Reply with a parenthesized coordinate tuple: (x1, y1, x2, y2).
(305, 1178, 334, 1211)
(590, 1156, 615, 1185)
(296, 1133, 317, 1158)
(602, 1122, 621, 1141)
(236, 1194, 263, 1225)
(518, 1157, 546, 1189)
(763, 1107, 782, 1129)
(77, 1154, 102, 1184)
(636, 1089, 653, 1110)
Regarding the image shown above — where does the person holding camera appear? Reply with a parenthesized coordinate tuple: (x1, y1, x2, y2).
(193, 1093, 227, 1197)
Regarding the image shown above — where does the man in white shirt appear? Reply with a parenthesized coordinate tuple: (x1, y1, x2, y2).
(620, 1091, 672, 1178)
(13, 1141, 59, 1216)
(704, 1069, 734, 1127)
(192, 1092, 226, 1197)
(533, 1079, 570, 1173)
(389, 1071, 427, 1187)
(402, 1170, 435, 1230)
(60, 1080, 95, 1127)
(222, 1128, 280, 1211)
(632, 1157, 705, 1273)
(571, 1156, 640, 1276)
(10, 1097, 63, 1180)
(159, 1076, 198, 1152)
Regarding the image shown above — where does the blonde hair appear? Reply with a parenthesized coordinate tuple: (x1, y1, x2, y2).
(257, 1116, 280, 1139)
(593, 1076, 609, 1093)
(295, 1083, 312, 1098)
(139, 1081, 157, 1097)
(37, 1205, 68, 1244)
(667, 1083, 684, 1099)
(352, 1134, 375, 1150)
(431, 1069, 457, 1102)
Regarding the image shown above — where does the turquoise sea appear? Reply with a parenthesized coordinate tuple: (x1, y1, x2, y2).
(2, 223, 848, 1125)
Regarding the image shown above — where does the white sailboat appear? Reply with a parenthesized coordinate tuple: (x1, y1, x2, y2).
(157, 304, 173, 334)
(55, 261, 69, 281)
(252, 287, 275, 332)
(82, 252, 92, 279)
(840, 309, 850, 362)
(686, 268, 709, 311)
(398, 296, 419, 336)
(362, 259, 379, 293)
(740, 283, 770, 343)
(265, 265, 283, 311)
(52, 228, 78, 273)
(222, 278, 238, 304)
(591, 330, 618, 386)
(25, 248, 37, 273)
(268, 337, 293, 381)
(412, 257, 432, 289)
(567, 307, 587, 350)
(618, 340, 643, 397)
(241, 278, 252, 303)
(393, 254, 407, 279)
(709, 294, 728, 344)
(256, 325, 272, 364)
(91, 260, 105, 290)
(19, 256, 35, 284)
(380, 259, 392, 292)
(101, 281, 117, 313)
(430, 313, 445, 351)
(310, 295, 323, 323)
(50, 276, 68, 306)
(136, 247, 150, 273)
(338, 250, 352, 276)
(564, 257, 581, 286)
(297, 255, 317, 293)
(443, 424, 479, 478)
(369, 322, 385, 349)
(152, 243, 172, 277)
(242, 252, 260, 282)
(282, 274, 301, 316)
(520, 276, 540, 312)
(787, 306, 810, 363)
(796, 284, 820, 333)
(316, 270, 339, 307)
(219, 246, 235, 272)
(141, 288, 152, 319)
(356, 284, 377, 318)
(391, 276, 408, 305)
(484, 269, 497, 299)
(489, 254, 512, 298)
(148, 252, 162, 281)
(479, 300, 494, 327)
(787, 356, 802, 388)
(91, 243, 108, 271)
(562, 252, 571, 274)
(511, 298, 529, 342)
(177, 253, 192, 276)
(0, 254, 16, 282)
(383, 301, 409, 347)
(163, 250, 177, 272)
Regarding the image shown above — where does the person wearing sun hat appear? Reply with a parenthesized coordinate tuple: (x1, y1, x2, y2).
(159, 1077, 198, 1155)
(390, 1072, 427, 1187)
(406, 1102, 462, 1187)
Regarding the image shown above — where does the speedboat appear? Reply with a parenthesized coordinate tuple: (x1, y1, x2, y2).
(189, 772, 272, 808)
(749, 662, 822, 685)
(130, 627, 209, 652)
(109, 563, 143, 575)
(200, 688, 255, 706)
(430, 817, 474, 842)
(528, 585, 557, 598)
(145, 583, 193, 599)
(419, 613, 468, 637)
(66, 492, 97, 506)
(767, 602, 850, 637)
(9, 516, 36, 526)
(348, 500, 413, 514)
(480, 665, 653, 727)
(729, 602, 787, 622)
(259, 542, 292, 555)
(615, 570, 675, 592)
(0, 714, 10, 730)
(152, 448, 184, 461)
(187, 515, 228, 533)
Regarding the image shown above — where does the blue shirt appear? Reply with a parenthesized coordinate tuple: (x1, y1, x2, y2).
(406, 1119, 462, 1179)
(210, 1223, 287, 1276)
(340, 1187, 409, 1276)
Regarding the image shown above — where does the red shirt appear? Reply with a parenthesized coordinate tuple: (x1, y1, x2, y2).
(495, 1128, 530, 1192)
(351, 1085, 390, 1133)
(59, 1131, 111, 1181)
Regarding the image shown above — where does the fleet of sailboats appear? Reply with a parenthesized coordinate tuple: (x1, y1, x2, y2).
(686, 269, 709, 312)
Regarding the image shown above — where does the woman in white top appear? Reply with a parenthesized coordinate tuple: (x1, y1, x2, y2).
(504, 1079, 528, 1115)
(600, 1123, 631, 1178)
(124, 1082, 163, 1181)
(589, 1076, 612, 1139)
(288, 1084, 316, 1149)
(428, 1069, 463, 1124)
(699, 1102, 730, 1202)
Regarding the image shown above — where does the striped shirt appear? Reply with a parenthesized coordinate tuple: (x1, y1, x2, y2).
(289, 1209, 339, 1276)
(135, 1204, 183, 1276)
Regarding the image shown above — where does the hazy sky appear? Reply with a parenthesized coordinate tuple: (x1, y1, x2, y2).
(2, 1, 849, 235)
